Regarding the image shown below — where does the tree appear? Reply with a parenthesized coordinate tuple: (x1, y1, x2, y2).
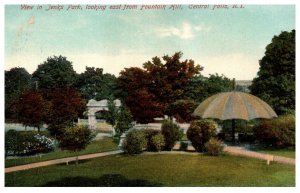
(250, 30, 295, 115)
(5, 67, 32, 121)
(184, 74, 232, 103)
(76, 66, 117, 101)
(17, 90, 49, 131)
(32, 55, 77, 90)
(59, 125, 94, 165)
(46, 87, 86, 138)
(118, 52, 202, 123)
(166, 99, 198, 123)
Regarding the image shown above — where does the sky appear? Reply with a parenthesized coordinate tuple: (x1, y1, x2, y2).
(5, 4, 295, 80)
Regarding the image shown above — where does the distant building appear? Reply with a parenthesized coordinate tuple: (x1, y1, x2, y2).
(236, 80, 252, 93)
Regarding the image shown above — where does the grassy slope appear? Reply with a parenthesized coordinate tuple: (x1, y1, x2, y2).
(5, 138, 118, 168)
(254, 149, 295, 158)
(5, 154, 295, 187)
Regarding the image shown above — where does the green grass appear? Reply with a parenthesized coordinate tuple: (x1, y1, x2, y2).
(5, 138, 118, 168)
(5, 153, 295, 187)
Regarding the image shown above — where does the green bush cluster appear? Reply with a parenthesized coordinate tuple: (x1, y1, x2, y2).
(5, 130, 55, 156)
(122, 130, 147, 155)
(161, 120, 183, 150)
(205, 138, 224, 156)
(187, 120, 217, 152)
(253, 114, 295, 147)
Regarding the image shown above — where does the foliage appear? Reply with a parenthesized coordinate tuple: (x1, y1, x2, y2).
(75, 66, 117, 101)
(184, 74, 232, 103)
(5, 130, 55, 156)
(17, 89, 50, 131)
(5, 67, 32, 121)
(161, 120, 182, 150)
(253, 114, 295, 147)
(250, 30, 295, 115)
(205, 138, 224, 156)
(150, 133, 165, 152)
(122, 130, 147, 155)
(59, 125, 94, 152)
(32, 55, 77, 90)
(144, 129, 164, 152)
(46, 87, 86, 138)
(114, 106, 133, 136)
(118, 52, 202, 123)
(103, 99, 133, 136)
(166, 99, 198, 123)
(187, 120, 217, 152)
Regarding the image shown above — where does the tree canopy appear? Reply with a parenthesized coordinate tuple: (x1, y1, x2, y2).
(118, 52, 202, 123)
(250, 30, 295, 115)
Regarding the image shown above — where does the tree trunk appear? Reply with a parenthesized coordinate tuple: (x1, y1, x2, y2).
(232, 119, 236, 144)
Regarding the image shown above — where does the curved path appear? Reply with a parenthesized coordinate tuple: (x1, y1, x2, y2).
(5, 146, 295, 173)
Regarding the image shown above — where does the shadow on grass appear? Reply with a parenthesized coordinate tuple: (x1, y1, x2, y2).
(43, 174, 163, 187)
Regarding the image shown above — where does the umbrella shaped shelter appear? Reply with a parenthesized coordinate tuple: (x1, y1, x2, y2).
(192, 91, 278, 143)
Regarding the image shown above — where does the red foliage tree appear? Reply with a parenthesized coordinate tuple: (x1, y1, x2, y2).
(17, 90, 49, 131)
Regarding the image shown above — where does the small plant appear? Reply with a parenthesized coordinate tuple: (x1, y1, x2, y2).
(161, 120, 182, 151)
(205, 138, 224, 156)
(187, 120, 217, 152)
(122, 130, 146, 155)
(149, 133, 165, 152)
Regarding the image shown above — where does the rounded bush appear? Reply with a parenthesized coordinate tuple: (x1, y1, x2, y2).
(187, 120, 217, 152)
(161, 120, 182, 151)
(253, 114, 295, 147)
(143, 129, 160, 151)
(123, 130, 146, 155)
(205, 138, 224, 156)
(150, 133, 165, 152)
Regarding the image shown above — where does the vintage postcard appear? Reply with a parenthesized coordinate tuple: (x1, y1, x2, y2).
(2, 0, 296, 190)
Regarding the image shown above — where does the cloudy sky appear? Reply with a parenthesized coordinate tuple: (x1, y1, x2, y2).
(5, 4, 295, 80)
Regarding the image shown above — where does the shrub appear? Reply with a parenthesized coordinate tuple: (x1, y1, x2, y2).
(161, 120, 182, 150)
(205, 138, 224, 156)
(149, 133, 165, 152)
(187, 120, 217, 152)
(253, 114, 295, 147)
(123, 130, 146, 155)
(5, 130, 55, 156)
(144, 129, 160, 151)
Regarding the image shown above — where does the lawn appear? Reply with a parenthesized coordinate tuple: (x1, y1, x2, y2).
(5, 138, 118, 168)
(5, 153, 295, 187)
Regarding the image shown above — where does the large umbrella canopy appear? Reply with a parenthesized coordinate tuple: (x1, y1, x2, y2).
(192, 91, 277, 121)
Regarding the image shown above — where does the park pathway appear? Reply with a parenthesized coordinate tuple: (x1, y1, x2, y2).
(5, 150, 123, 173)
(5, 146, 295, 173)
(223, 146, 295, 165)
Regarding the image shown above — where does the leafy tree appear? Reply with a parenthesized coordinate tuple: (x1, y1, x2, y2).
(17, 89, 49, 131)
(166, 99, 198, 123)
(59, 125, 94, 165)
(184, 74, 232, 103)
(46, 87, 86, 138)
(32, 55, 77, 90)
(5, 67, 32, 121)
(76, 67, 117, 101)
(250, 30, 295, 115)
(118, 52, 202, 123)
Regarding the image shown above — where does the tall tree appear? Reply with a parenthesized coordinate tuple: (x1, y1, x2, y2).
(118, 52, 202, 123)
(184, 73, 232, 103)
(76, 66, 117, 101)
(46, 87, 86, 138)
(250, 30, 295, 115)
(32, 55, 77, 90)
(17, 90, 49, 131)
(5, 67, 32, 121)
